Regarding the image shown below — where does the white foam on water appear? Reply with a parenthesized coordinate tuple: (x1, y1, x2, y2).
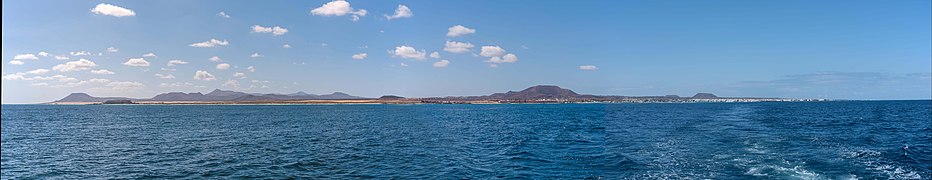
(839, 148, 923, 179)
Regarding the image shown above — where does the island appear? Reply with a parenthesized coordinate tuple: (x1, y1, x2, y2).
(47, 85, 828, 105)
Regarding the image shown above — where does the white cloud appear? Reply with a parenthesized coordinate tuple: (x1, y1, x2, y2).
(107, 81, 145, 91)
(310, 0, 368, 21)
(247, 66, 256, 72)
(216, 63, 231, 70)
(447, 25, 476, 37)
(53, 59, 98, 72)
(142, 53, 157, 57)
(27, 69, 50, 75)
(161, 68, 177, 72)
(502, 53, 518, 63)
(250, 53, 263, 58)
(400, 62, 408, 67)
(209, 56, 222, 62)
(433, 60, 450, 68)
(352, 53, 367, 60)
(282, 44, 291, 48)
(54, 56, 70, 60)
(217, 11, 230, 18)
(234, 72, 246, 79)
(30, 82, 49, 87)
(579, 65, 598, 70)
(107, 47, 119, 52)
(38, 51, 50, 57)
(2, 73, 26, 80)
(91, 69, 116, 75)
(155, 73, 175, 79)
(222, 79, 241, 88)
(70, 51, 92, 56)
(90, 3, 136, 17)
(123, 58, 150, 67)
(389, 46, 427, 60)
(251, 25, 288, 36)
(385, 5, 413, 20)
(193, 70, 216, 81)
(443, 41, 474, 53)
(189, 39, 229, 47)
(167, 60, 188, 66)
(480, 46, 506, 57)
(430, 52, 441, 59)
(9, 60, 24, 65)
(89, 78, 111, 83)
(14, 54, 38, 60)
(160, 82, 194, 87)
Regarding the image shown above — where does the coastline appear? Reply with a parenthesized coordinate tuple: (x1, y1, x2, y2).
(42, 98, 836, 105)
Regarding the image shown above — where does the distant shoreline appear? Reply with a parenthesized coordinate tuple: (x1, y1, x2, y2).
(43, 98, 846, 105)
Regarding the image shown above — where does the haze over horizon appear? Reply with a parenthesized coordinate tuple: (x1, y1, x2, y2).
(3, 0, 931, 103)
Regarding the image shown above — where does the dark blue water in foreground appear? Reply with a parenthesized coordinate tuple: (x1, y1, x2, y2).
(2, 101, 930, 179)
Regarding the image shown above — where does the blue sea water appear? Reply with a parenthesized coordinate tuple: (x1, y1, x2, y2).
(2, 101, 930, 179)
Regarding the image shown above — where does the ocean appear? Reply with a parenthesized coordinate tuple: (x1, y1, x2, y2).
(2, 101, 930, 179)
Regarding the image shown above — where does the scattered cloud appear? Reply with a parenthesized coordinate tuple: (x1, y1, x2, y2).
(53, 59, 98, 72)
(217, 11, 230, 18)
(189, 39, 229, 47)
(107, 47, 119, 52)
(160, 82, 194, 87)
(26, 69, 50, 75)
(487, 53, 518, 63)
(216, 63, 231, 70)
(480, 46, 506, 57)
(385, 5, 413, 20)
(443, 41, 474, 53)
(90, 69, 116, 75)
(430, 52, 441, 59)
(70, 51, 92, 56)
(250, 53, 263, 58)
(123, 58, 151, 67)
(321, 43, 328, 47)
(282, 44, 291, 48)
(30, 82, 49, 87)
(521, 45, 529, 49)
(447, 25, 475, 37)
(579, 65, 598, 70)
(234, 72, 246, 79)
(107, 81, 145, 91)
(142, 52, 157, 57)
(38, 51, 50, 57)
(352, 53, 367, 60)
(209, 56, 222, 62)
(433, 60, 450, 68)
(9, 60, 24, 65)
(90, 3, 135, 17)
(161, 68, 177, 72)
(193, 70, 216, 81)
(389, 46, 426, 60)
(310, 0, 368, 21)
(54, 56, 70, 60)
(251, 25, 288, 36)
(223, 79, 241, 88)
(155, 73, 176, 79)
(247, 66, 256, 72)
(167, 60, 188, 66)
(400, 62, 409, 67)
(14, 54, 38, 60)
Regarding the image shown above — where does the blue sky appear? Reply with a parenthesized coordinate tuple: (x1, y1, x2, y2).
(2, 0, 930, 103)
